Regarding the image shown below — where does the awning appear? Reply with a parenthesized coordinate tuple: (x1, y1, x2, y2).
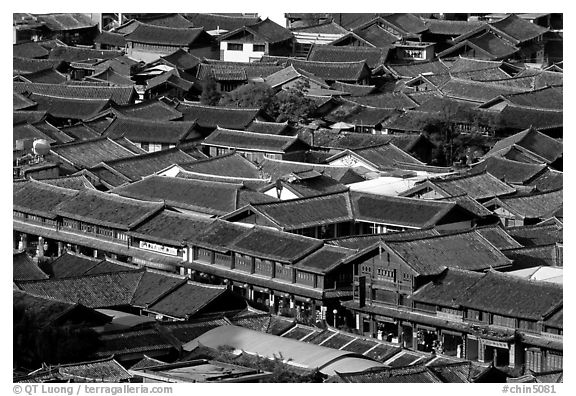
(480, 339, 509, 349)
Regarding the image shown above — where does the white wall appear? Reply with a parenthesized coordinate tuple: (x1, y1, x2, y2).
(220, 41, 265, 62)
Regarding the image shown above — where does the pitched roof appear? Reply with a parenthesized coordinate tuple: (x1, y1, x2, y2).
(147, 281, 228, 319)
(14, 81, 137, 105)
(36, 13, 97, 31)
(111, 175, 247, 216)
(49, 46, 124, 62)
(54, 189, 164, 230)
(293, 245, 355, 274)
(338, 364, 442, 383)
(438, 78, 526, 103)
(218, 18, 293, 44)
(385, 60, 449, 78)
(458, 270, 562, 320)
(37, 174, 96, 191)
(134, 13, 194, 28)
(104, 116, 200, 144)
(186, 220, 248, 252)
(44, 251, 104, 278)
(51, 137, 136, 169)
(288, 59, 369, 82)
(13, 250, 49, 281)
(33, 357, 132, 383)
(423, 18, 485, 36)
(489, 14, 548, 43)
(258, 157, 362, 184)
(485, 128, 563, 164)
(350, 191, 466, 229)
(13, 57, 65, 75)
(160, 49, 201, 71)
(202, 127, 304, 153)
(246, 120, 291, 135)
(469, 156, 547, 185)
(13, 180, 77, 219)
(326, 105, 399, 127)
(178, 152, 262, 179)
(13, 91, 37, 111)
(185, 13, 261, 31)
(130, 270, 187, 308)
(94, 31, 127, 47)
(474, 225, 522, 250)
(176, 102, 260, 129)
(497, 106, 563, 131)
(425, 172, 516, 200)
(497, 86, 563, 111)
(327, 228, 440, 250)
(243, 191, 355, 230)
(307, 45, 390, 69)
(125, 23, 208, 46)
(326, 144, 422, 171)
(16, 270, 146, 308)
(13, 41, 50, 59)
(385, 230, 512, 275)
(412, 268, 484, 307)
(503, 245, 562, 269)
(28, 93, 111, 120)
(485, 189, 563, 220)
(506, 223, 563, 247)
(128, 209, 212, 246)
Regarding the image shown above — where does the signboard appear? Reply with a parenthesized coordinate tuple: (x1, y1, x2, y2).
(139, 241, 178, 256)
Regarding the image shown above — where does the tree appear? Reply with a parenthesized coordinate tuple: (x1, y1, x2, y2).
(219, 82, 275, 108)
(199, 75, 222, 106)
(268, 80, 316, 123)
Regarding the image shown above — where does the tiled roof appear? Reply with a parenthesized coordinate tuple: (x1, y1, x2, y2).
(513, 69, 563, 89)
(353, 23, 400, 46)
(293, 245, 355, 274)
(258, 158, 361, 184)
(111, 175, 245, 216)
(36, 175, 96, 192)
(186, 219, 248, 252)
(307, 45, 390, 69)
(29, 93, 110, 120)
(441, 31, 519, 60)
(95, 148, 196, 182)
(45, 357, 132, 382)
(458, 270, 562, 320)
(469, 156, 547, 185)
(218, 18, 293, 44)
(54, 189, 164, 230)
(263, 65, 327, 89)
(94, 31, 127, 47)
(51, 137, 136, 169)
(499, 86, 563, 111)
(430, 172, 517, 200)
(202, 127, 303, 153)
(88, 68, 134, 86)
(13, 122, 55, 146)
(197, 60, 282, 81)
(474, 225, 522, 250)
(423, 19, 484, 36)
(231, 227, 324, 264)
(490, 14, 548, 43)
(31, 120, 74, 144)
(13, 109, 47, 124)
(381, 13, 428, 35)
(36, 13, 97, 31)
(285, 59, 369, 82)
(147, 281, 228, 319)
(125, 23, 208, 46)
(330, 82, 377, 97)
(129, 209, 212, 246)
(345, 93, 418, 110)
(327, 229, 440, 250)
(326, 104, 399, 127)
(16, 270, 146, 308)
(57, 123, 100, 141)
(13, 41, 50, 59)
(13, 180, 77, 219)
(271, 172, 349, 198)
(486, 128, 562, 164)
(246, 191, 355, 230)
(94, 326, 178, 359)
(486, 189, 563, 220)
(506, 223, 563, 247)
(13, 91, 37, 111)
(497, 106, 563, 131)
(246, 120, 291, 136)
(438, 78, 526, 103)
(503, 244, 562, 268)
(13, 57, 65, 75)
(134, 13, 193, 28)
(45, 251, 103, 278)
(13, 250, 49, 281)
(130, 270, 186, 308)
(385, 230, 512, 275)
(104, 116, 200, 144)
(185, 13, 261, 31)
(178, 152, 262, 179)
(111, 100, 183, 121)
(49, 46, 123, 62)
(327, 144, 422, 170)
(14, 82, 137, 105)
(350, 191, 462, 229)
(13, 290, 95, 327)
(160, 49, 201, 71)
(412, 268, 483, 307)
(386, 60, 449, 78)
(176, 102, 260, 129)
(338, 364, 442, 383)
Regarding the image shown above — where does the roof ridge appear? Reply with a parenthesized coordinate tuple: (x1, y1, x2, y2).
(17, 267, 145, 284)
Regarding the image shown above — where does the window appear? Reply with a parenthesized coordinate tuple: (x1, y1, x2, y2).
(227, 43, 243, 51)
(253, 44, 265, 52)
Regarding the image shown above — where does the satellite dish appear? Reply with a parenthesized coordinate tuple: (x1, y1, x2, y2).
(33, 139, 50, 156)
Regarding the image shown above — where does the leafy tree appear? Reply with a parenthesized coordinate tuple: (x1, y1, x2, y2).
(268, 80, 316, 123)
(219, 82, 275, 108)
(199, 75, 222, 106)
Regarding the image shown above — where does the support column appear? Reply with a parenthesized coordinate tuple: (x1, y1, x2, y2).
(93, 249, 98, 258)
(509, 344, 515, 368)
(19, 234, 28, 251)
(37, 237, 44, 258)
(269, 291, 276, 314)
